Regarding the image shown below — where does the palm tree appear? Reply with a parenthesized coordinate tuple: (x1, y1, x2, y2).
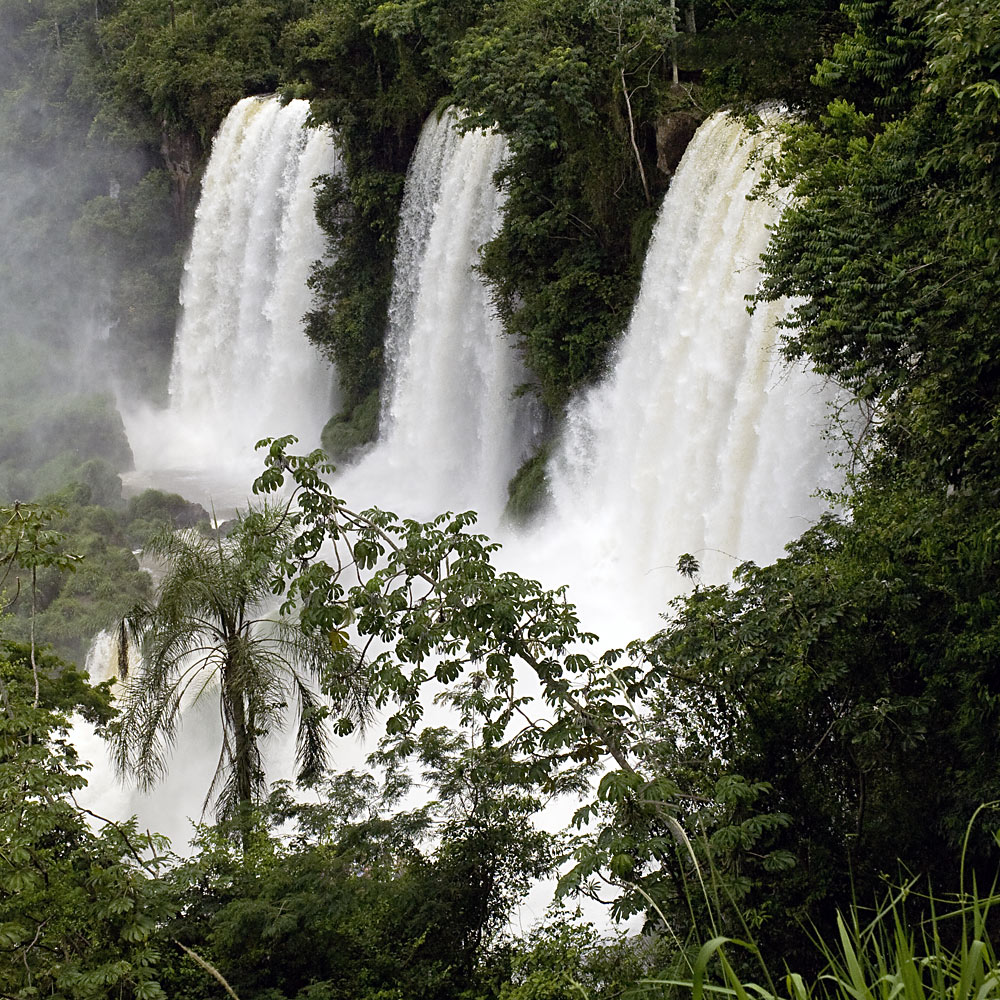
(111, 503, 369, 837)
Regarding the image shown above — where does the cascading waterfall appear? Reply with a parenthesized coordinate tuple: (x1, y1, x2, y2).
(495, 112, 840, 923)
(81, 104, 840, 854)
(126, 96, 338, 499)
(83, 106, 544, 847)
(339, 110, 541, 523)
(381, 110, 464, 390)
(508, 112, 840, 640)
(84, 97, 343, 835)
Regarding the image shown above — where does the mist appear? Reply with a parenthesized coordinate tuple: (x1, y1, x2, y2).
(0, 0, 186, 504)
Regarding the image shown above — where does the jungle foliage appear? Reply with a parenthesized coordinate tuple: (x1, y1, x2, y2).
(289, 0, 847, 412)
(1, 483, 210, 664)
(0, 632, 574, 1000)
(0, 0, 847, 426)
(3, 0, 1000, 994)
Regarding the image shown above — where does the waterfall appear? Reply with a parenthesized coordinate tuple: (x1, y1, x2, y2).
(338, 110, 541, 523)
(82, 103, 839, 853)
(126, 96, 338, 500)
(507, 112, 840, 640)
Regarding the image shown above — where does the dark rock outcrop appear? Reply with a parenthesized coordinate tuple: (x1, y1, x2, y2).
(655, 112, 701, 176)
(160, 125, 201, 219)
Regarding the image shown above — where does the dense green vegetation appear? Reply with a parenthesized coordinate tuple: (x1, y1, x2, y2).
(1, 485, 210, 664)
(3, 0, 1000, 994)
(291, 0, 847, 416)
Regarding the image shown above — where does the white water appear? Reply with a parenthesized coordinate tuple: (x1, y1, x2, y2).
(125, 96, 338, 507)
(506, 112, 840, 642)
(83, 106, 839, 861)
(75, 631, 225, 843)
(337, 110, 541, 524)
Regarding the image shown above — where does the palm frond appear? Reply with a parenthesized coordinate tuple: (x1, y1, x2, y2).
(292, 676, 330, 787)
(110, 501, 371, 823)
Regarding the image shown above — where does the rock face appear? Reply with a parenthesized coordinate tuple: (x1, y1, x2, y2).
(160, 125, 200, 219)
(655, 112, 701, 176)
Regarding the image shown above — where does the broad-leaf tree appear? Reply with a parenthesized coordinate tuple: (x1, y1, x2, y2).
(251, 439, 790, 940)
(251, 435, 1000, 965)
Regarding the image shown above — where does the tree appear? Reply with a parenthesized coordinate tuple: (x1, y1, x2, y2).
(449, 0, 673, 410)
(158, 731, 556, 1000)
(250, 437, 1000, 968)
(0, 625, 177, 998)
(1, 501, 81, 708)
(112, 504, 371, 840)
(249, 440, 776, 945)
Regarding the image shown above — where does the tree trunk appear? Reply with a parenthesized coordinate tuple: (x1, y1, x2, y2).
(669, 0, 679, 86)
(224, 655, 254, 851)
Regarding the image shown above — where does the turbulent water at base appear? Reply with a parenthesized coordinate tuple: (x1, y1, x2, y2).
(338, 110, 541, 524)
(506, 111, 840, 641)
(125, 96, 338, 505)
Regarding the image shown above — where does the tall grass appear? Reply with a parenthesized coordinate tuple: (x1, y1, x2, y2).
(642, 809, 1000, 1000)
(647, 886, 999, 1000)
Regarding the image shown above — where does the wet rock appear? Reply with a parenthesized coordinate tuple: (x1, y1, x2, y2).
(655, 112, 701, 176)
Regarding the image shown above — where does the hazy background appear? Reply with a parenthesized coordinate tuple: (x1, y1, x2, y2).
(0, 0, 187, 503)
